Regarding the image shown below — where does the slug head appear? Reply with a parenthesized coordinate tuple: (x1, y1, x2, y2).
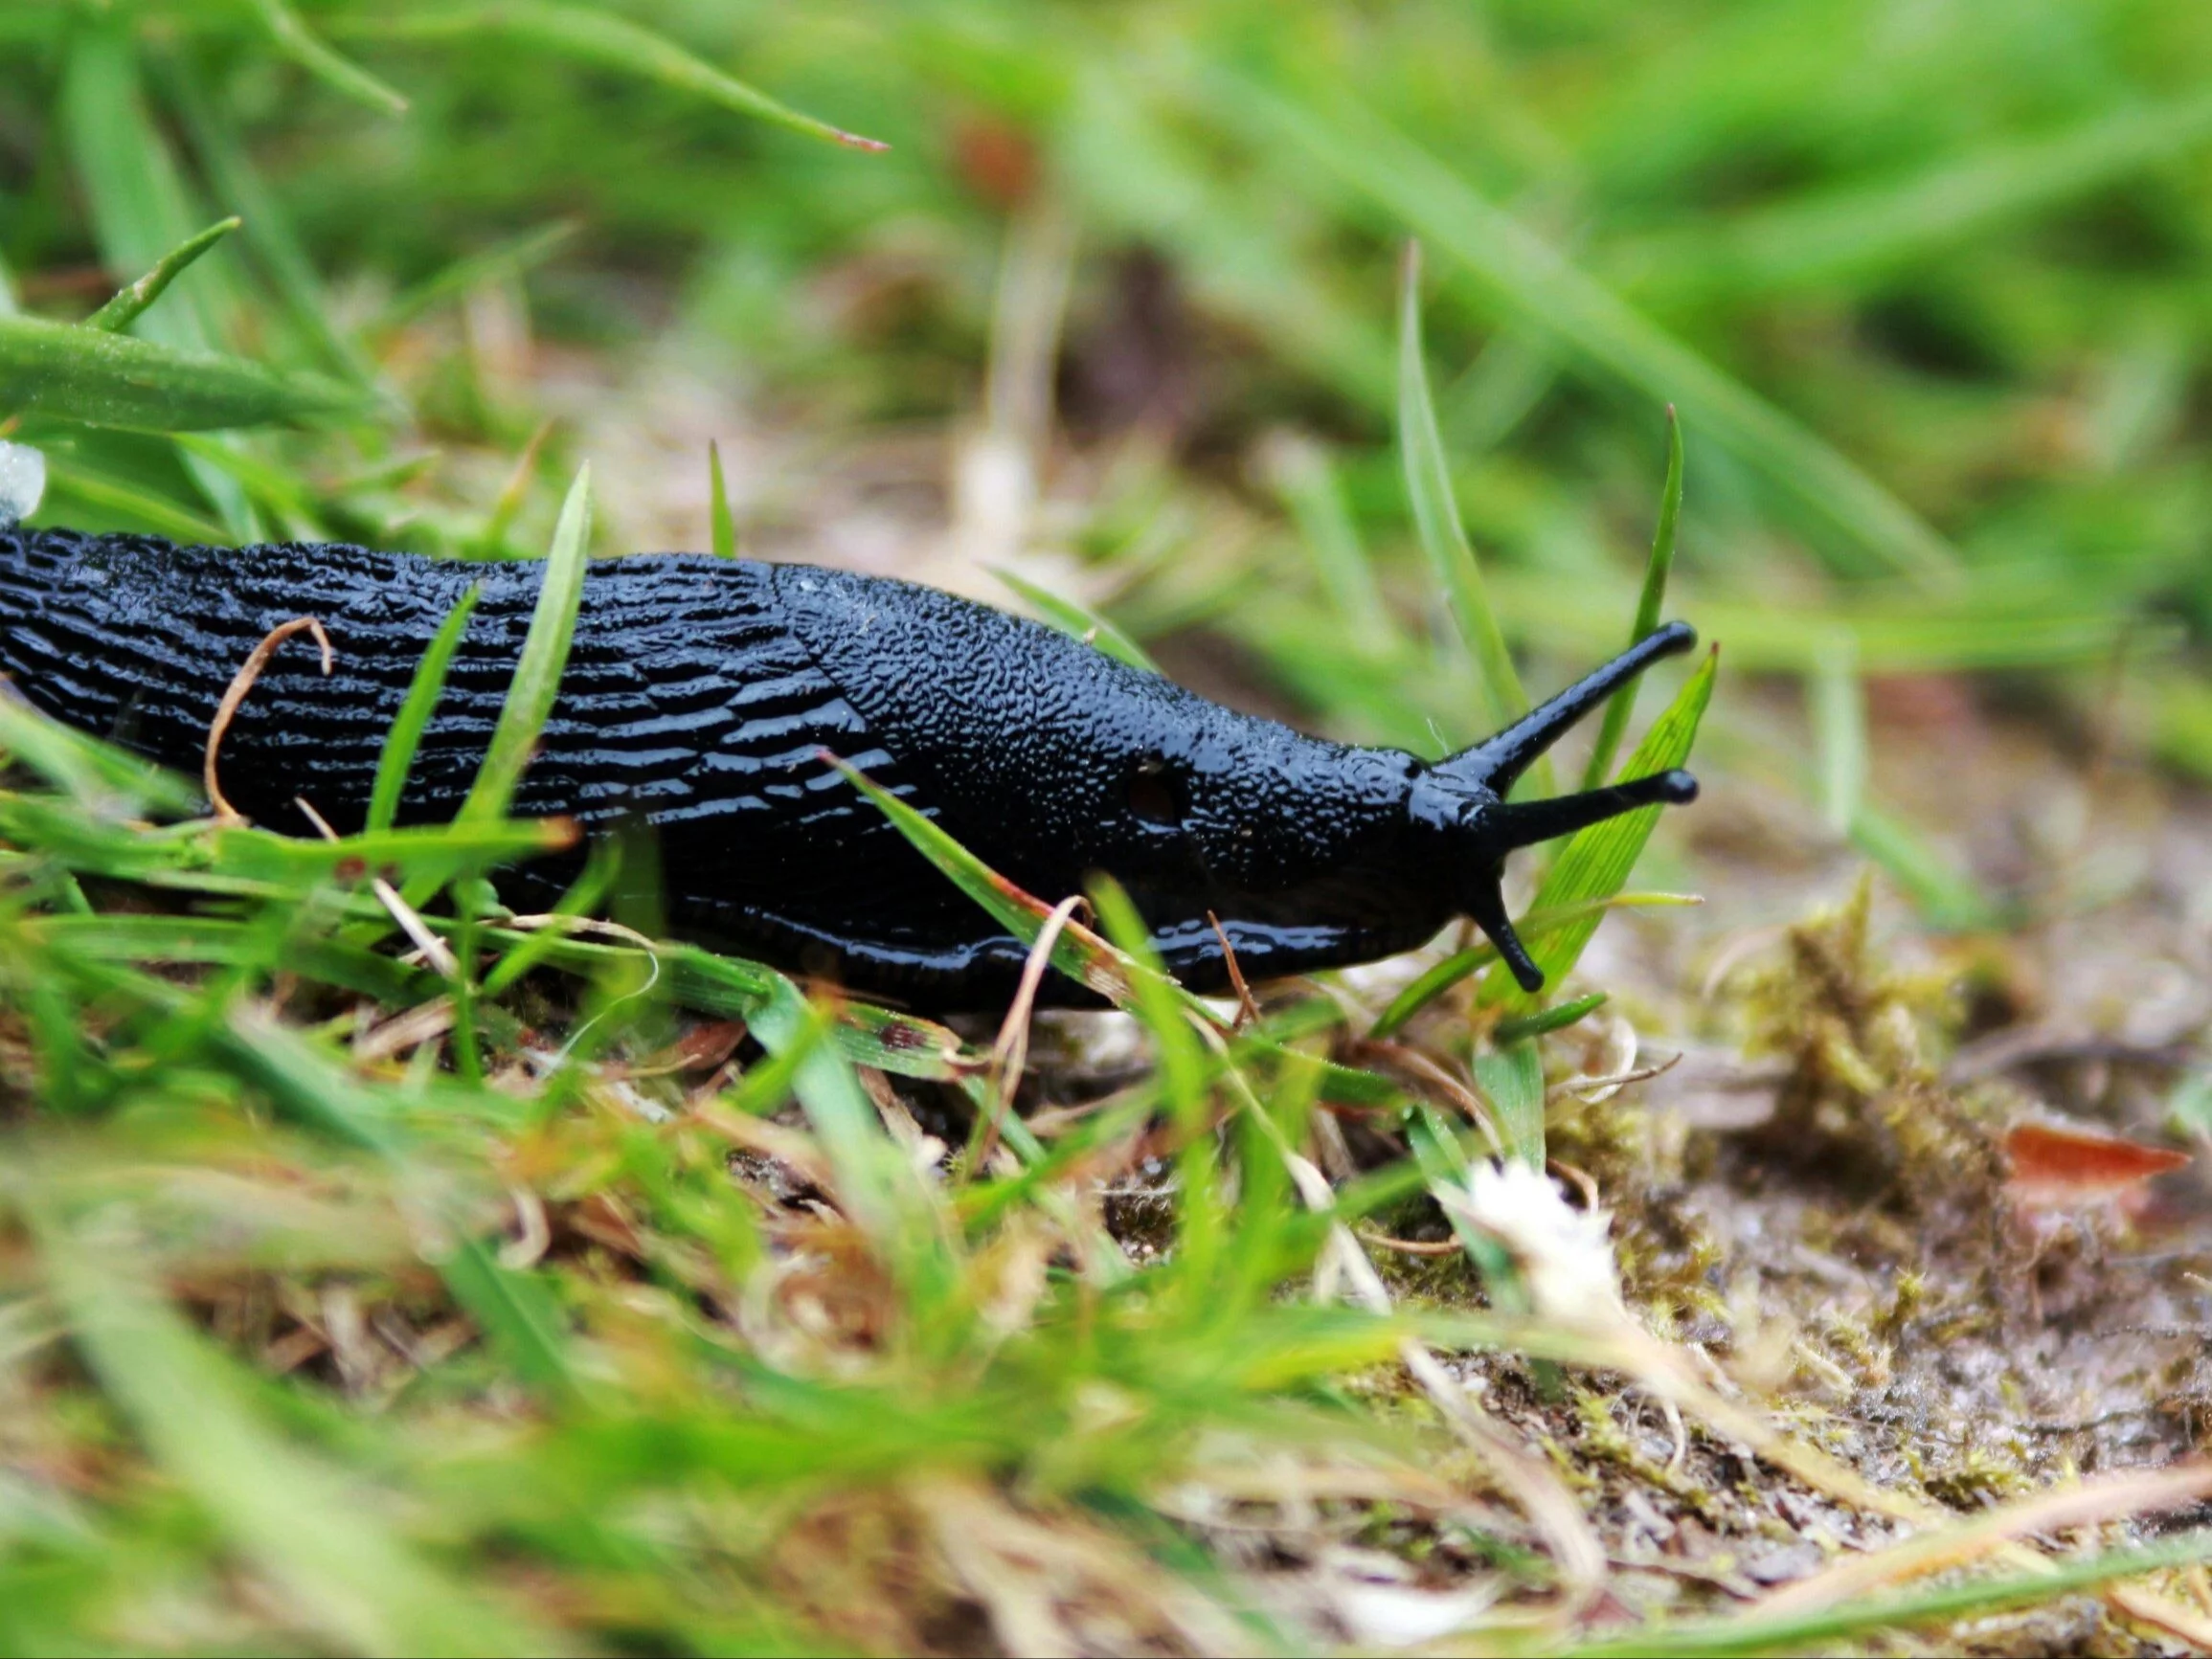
(1409, 621, 1702, 993)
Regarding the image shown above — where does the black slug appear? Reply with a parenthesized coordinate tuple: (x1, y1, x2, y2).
(0, 527, 1698, 1009)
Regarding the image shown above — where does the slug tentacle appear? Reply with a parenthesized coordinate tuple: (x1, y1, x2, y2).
(1438, 619, 1697, 796)
(1492, 768, 1699, 848)
(1460, 874, 1546, 995)
(1406, 623, 1702, 996)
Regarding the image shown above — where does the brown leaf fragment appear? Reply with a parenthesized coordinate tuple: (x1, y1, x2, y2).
(2003, 1119, 2190, 1208)
(675, 1019, 747, 1073)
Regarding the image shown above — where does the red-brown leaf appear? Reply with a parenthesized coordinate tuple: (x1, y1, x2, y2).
(2004, 1120, 2190, 1207)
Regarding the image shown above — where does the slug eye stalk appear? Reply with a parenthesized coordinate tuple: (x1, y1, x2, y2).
(1441, 619, 1698, 798)
(1434, 621, 1702, 994)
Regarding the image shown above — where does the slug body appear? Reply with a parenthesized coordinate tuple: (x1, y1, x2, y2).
(0, 527, 1698, 1009)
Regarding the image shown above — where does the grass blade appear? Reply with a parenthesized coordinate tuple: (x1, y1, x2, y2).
(33, 1213, 549, 1655)
(335, 3, 889, 151)
(375, 220, 578, 333)
(215, 1004, 587, 1401)
(0, 692, 197, 819)
(36, 456, 227, 542)
(1492, 990, 1607, 1045)
(748, 978, 958, 1312)
(1632, 83, 2212, 301)
(249, 0, 411, 117)
(432, 1237, 583, 1406)
(29, 912, 433, 1004)
(1261, 433, 1398, 659)
(829, 755, 1141, 1003)
(1847, 803, 1999, 931)
(1370, 893, 1700, 1038)
(991, 567, 1159, 673)
(60, 22, 260, 537)
(60, 28, 235, 353)
(1088, 875, 1222, 1287)
(85, 217, 243, 334)
(1215, 74, 1960, 585)
(708, 438, 738, 560)
(1398, 242, 1531, 749)
(1471, 1038, 1545, 1168)
(1481, 649, 1718, 1009)
(165, 58, 381, 386)
(1562, 1529, 2212, 1659)
(1582, 409, 1683, 790)
(0, 316, 356, 433)
(1812, 634, 1866, 837)
(370, 584, 483, 833)
(456, 464, 591, 828)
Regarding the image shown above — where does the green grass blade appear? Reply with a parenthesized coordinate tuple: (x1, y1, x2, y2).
(456, 464, 591, 829)
(749, 977, 959, 1313)
(1398, 241, 1532, 749)
(1262, 434, 1398, 659)
(334, 3, 889, 151)
(249, 0, 411, 117)
(830, 755, 1142, 1003)
(1404, 1105, 1523, 1289)
(29, 912, 433, 1003)
(164, 58, 380, 386)
(0, 682, 198, 818)
(2153, 672, 2212, 782)
(991, 567, 1159, 673)
(32, 1215, 552, 1655)
(370, 583, 483, 833)
(1812, 634, 1866, 837)
(475, 925, 976, 1081)
(1633, 83, 2212, 301)
(831, 758, 1414, 1110)
(213, 1005, 586, 1398)
(211, 819, 572, 896)
(1370, 893, 1700, 1038)
(433, 1237, 584, 1406)
(59, 22, 260, 538)
(1479, 566, 2157, 674)
(1481, 650, 1718, 1009)
(1085, 885, 1207, 1111)
(1471, 1038, 1546, 1167)
(1581, 409, 1683, 790)
(708, 438, 738, 559)
(0, 316, 357, 432)
(1562, 1529, 2212, 1659)
(1848, 803, 2000, 931)
(1089, 875, 1223, 1290)
(60, 28, 234, 353)
(35, 456, 228, 543)
(172, 432, 326, 528)
(1492, 990, 1607, 1045)
(1215, 74, 1960, 585)
(375, 220, 577, 333)
(85, 217, 243, 335)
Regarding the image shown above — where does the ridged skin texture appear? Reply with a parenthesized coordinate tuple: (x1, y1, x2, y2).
(0, 528, 1461, 1006)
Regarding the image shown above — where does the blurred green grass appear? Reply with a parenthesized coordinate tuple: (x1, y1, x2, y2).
(5, 1, 2212, 1651)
